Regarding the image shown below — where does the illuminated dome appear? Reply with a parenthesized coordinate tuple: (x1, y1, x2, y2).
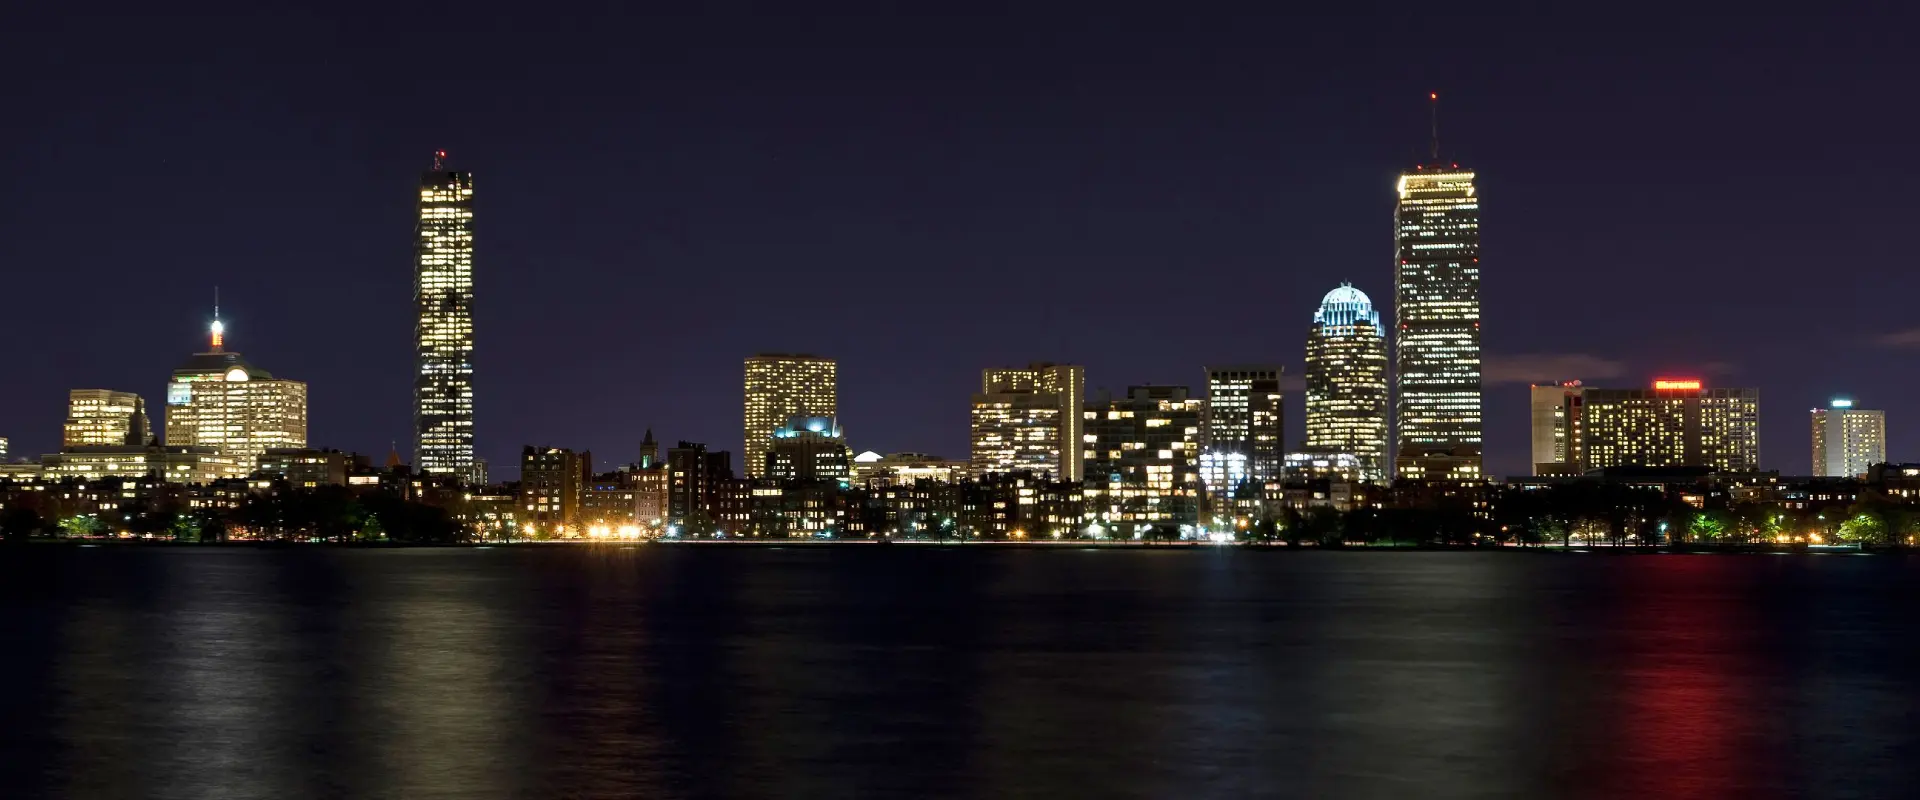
(1313, 282, 1384, 333)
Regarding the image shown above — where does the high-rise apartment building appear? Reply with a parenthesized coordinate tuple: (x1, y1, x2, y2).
(1394, 157, 1483, 482)
(1303, 284, 1389, 482)
(520, 446, 591, 533)
(1083, 385, 1203, 524)
(1812, 398, 1885, 478)
(165, 318, 307, 469)
(743, 354, 837, 479)
(667, 441, 734, 526)
(1202, 366, 1283, 484)
(64, 389, 152, 448)
(971, 363, 1084, 481)
(416, 154, 477, 480)
(1530, 381, 1586, 475)
(1578, 380, 1759, 472)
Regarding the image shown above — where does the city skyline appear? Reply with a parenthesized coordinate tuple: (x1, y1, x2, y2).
(4, 8, 1916, 479)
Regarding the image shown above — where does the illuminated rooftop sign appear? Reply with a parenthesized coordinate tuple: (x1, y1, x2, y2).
(1653, 379, 1702, 391)
(1831, 398, 1854, 408)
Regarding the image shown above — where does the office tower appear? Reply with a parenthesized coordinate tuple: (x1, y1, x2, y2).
(1083, 385, 1203, 524)
(64, 389, 152, 448)
(1304, 284, 1390, 482)
(1579, 379, 1759, 472)
(1202, 366, 1284, 483)
(165, 316, 307, 469)
(520, 446, 591, 533)
(743, 354, 837, 479)
(971, 363, 1085, 481)
(1529, 381, 1586, 475)
(416, 153, 477, 480)
(766, 415, 851, 482)
(1393, 110, 1482, 481)
(1812, 398, 1885, 478)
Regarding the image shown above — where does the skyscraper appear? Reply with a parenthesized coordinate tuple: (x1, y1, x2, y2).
(165, 315, 307, 469)
(1201, 366, 1283, 484)
(415, 152, 477, 480)
(63, 389, 151, 448)
(1393, 106, 1482, 482)
(743, 354, 837, 479)
(1304, 284, 1390, 482)
(972, 363, 1084, 481)
(1812, 398, 1885, 478)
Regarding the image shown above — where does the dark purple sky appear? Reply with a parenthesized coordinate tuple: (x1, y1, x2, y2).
(4, 5, 1915, 479)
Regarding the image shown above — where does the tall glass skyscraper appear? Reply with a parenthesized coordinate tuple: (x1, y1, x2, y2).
(1305, 284, 1389, 482)
(1393, 165, 1482, 481)
(415, 153, 477, 479)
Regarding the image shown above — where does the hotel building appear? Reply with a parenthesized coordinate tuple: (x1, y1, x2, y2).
(1811, 399, 1885, 478)
(1577, 380, 1760, 472)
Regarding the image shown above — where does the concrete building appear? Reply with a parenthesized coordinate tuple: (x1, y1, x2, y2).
(971, 363, 1084, 481)
(1394, 153, 1483, 482)
(165, 318, 306, 471)
(1530, 382, 1586, 475)
(1812, 398, 1885, 478)
(1579, 380, 1760, 472)
(520, 446, 591, 534)
(42, 445, 241, 484)
(1083, 385, 1203, 525)
(255, 448, 364, 488)
(64, 390, 152, 448)
(743, 354, 836, 479)
(415, 155, 478, 481)
(1303, 284, 1390, 482)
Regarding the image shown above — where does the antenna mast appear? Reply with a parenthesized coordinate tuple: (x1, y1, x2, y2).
(210, 286, 225, 351)
(433, 150, 446, 171)
(1429, 92, 1441, 164)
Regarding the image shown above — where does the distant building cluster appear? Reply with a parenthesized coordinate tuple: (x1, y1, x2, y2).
(0, 135, 1904, 544)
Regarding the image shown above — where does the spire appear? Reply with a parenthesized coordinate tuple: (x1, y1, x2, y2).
(209, 286, 225, 352)
(1428, 92, 1441, 164)
(432, 149, 446, 171)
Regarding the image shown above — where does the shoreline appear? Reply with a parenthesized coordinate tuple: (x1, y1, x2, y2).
(10, 538, 1900, 555)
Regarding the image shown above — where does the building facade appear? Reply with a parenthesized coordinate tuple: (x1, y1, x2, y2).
(971, 363, 1084, 481)
(743, 354, 837, 479)
(164, 322, 307, 470)
(1201, 365, 1283, 484)
(1578, 380, 1760, 472)
(520, 446, 591, 533)
(64, 389, 152, 448)
(1530, 381, 1586, 475)
(42, 445, 241, 484)
(1303, 284, 1389, 482)
(1812, 398, 1885, 478)
(667, 441, 733, 528)
(1083, 385, 1203, 525)
(1393, 167, 1482, 481)
(765, 415, 851, 482)
(415, 157, 477, 480)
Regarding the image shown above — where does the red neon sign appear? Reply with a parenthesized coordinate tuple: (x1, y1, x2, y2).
(1653, 379, 1702, 390)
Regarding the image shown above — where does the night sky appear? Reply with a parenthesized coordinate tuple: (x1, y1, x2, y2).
(4, 5, 1915, 479)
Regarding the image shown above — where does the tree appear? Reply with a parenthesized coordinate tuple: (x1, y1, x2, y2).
(58, 514, 106, 538)
(1, 507, 44, 542)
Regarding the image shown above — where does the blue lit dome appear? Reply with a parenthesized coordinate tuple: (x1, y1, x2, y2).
(1314, 282, 1384, 333)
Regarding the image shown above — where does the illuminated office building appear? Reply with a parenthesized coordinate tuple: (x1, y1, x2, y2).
(1579, 380, 1759, 472)
(64, 389, 152, 448)
(415, 154, 477, 480)
(42, 445, 240, 484)
(971, 363, 1084, 480)
(1304, 284, 1389, 482)
(1529, 381, 1586, 475)
(1812, 398, 1884, 478)
(766, 415, 851, 482)
(1083, 385, 1203, 524)
(1394, 151, 1482, 481)
(165, 317, 307, 470)
(743, 354, 837, 479)
(1201, 366, 1283, 484)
